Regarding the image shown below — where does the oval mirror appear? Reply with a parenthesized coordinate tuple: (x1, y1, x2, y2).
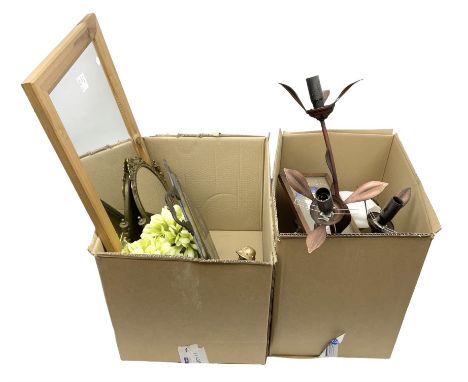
(134, 166, 167, 217)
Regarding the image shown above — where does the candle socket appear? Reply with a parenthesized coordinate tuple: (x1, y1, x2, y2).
(315, 187, 333, 215)
(378, 196, 403, 226)
(367, 196, 404, 233)
(306, 75, 325, 109)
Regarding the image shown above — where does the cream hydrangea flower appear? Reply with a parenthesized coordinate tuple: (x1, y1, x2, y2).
(122, 204, 199, 258)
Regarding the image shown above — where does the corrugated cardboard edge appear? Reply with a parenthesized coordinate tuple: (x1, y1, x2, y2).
(278, 232, 434, 239)
(259, 133, 276, 332)
(79, 138, 132, 159)
(88, 228, 273, 265)
(150, 133, 267, 138)
(266, 129, 281, 357)
(284, 128, 394, 136)
(271, 129, 283, 249)
(265, 249, 277, 358)
(262, 132, 274, 256)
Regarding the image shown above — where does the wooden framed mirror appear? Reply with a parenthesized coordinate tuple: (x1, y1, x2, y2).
(22, 14, 154, 252)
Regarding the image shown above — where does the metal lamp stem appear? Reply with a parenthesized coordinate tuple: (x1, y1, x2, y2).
(320, 119, 339, 196)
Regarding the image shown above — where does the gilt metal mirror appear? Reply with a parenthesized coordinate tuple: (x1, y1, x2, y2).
(120, 157, 167, 243)
(22, 14, 160, 251)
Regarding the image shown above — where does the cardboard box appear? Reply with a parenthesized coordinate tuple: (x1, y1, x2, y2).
(86, 135, 274, 364)
(269, 129, 440, 358)
(21, 14, 274, 364)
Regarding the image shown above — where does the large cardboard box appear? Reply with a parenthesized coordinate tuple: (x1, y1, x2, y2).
(269, 129, 440, 358)
(22, 13, 274, 364)
(86, 135, 274, 363)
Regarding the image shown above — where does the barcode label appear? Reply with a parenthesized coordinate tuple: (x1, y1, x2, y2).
(178, 344, 209, 363)
(319, 333, 345, 357)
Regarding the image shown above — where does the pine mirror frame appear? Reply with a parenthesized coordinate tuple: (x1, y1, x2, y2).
(22, 13, 150, 252)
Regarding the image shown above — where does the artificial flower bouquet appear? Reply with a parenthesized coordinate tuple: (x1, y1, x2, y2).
(122, 204, 199, 258)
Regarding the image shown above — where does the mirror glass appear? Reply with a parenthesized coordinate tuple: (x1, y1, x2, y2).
(135, 167, 167, 215)
(50, 43, 130, 156)
(49, 41, 139, 235)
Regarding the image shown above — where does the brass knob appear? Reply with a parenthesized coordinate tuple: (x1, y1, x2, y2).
(236, 246, 256, 261)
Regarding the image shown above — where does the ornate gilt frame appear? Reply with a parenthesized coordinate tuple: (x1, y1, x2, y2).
(22, 14, 150, 252)
(121, 157, 167, 242)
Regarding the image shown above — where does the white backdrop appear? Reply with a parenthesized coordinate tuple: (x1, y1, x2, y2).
(1, 1, 466, 381)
